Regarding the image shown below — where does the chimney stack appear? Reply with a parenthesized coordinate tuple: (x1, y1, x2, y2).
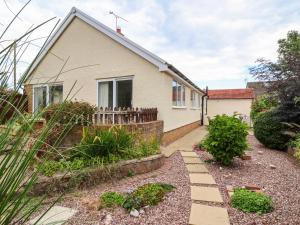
(116, 27, 124, 36)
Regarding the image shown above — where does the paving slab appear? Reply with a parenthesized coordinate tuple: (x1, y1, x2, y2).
(183, 157, 203, 164)
(30, 206, 77, 225)
(191, 186, 223, 202)
(180, 151, 198, 157)
(186, 164, 208, 173)
(189, 204, 230, 225)
(189, 173, 216, 185)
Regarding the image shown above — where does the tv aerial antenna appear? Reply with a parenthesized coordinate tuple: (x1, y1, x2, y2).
(109, 11, 128, 31)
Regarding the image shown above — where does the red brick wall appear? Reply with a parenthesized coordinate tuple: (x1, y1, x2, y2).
(24, 84, 33, 113)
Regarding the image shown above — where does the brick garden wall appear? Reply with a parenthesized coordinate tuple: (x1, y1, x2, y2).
(60, 120, 164, 148)
(24, 84, 32, 113)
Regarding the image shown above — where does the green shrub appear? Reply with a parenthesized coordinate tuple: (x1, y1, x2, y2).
(292, 134, 300, 161)
(75, 126, 134, 159)
(231, 188, 273, 214)
(253, 111, 290, 150)
(99, 192, 125, 209)
(202, 114, 248, 165)
(42, 101, 96, 125)
(123, 183, 175, 211)
(250, 95, 277, 121)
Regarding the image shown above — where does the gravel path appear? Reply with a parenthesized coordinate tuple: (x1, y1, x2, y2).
(196, 135, 300, 225)
(59, 152, 190, 225)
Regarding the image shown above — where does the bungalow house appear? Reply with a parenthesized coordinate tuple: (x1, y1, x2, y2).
(23, 7, 207, 145)
(205, 88, 254, 126)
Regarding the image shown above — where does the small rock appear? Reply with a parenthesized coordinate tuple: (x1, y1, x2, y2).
(219, 167, 223, 170)
(257, 162, 262, 165)
(258, 151, 263, 155)
(103, 214, 112, 225)
(139, 209, 145, 214)
(130, 209, 139, 217)
(270, 164, 276, 169)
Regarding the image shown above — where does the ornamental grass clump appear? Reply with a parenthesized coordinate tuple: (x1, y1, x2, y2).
(202, 114, 248, 165)
(231, 188, 274, 214)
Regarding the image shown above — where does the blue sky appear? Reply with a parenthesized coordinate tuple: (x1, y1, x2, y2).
(1, 0, 300, 89)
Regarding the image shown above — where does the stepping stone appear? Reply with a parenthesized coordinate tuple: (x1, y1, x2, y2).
(30, 206, 77, 225)
(189, 173, 216, 185)
(189, 204, 230, 225)
(191, 186, 223, 202)
(180, 151, 198, 157)
(186, 164, 208, 173)
(183, 157, 203, 164)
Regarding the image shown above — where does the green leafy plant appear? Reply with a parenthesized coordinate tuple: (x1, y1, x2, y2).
(202, 114, 248, 165)
(123, 183, 175, 211)
(231, 188, 274, 214)
(254, 111, 290, 150)
(250, 95, 278, 121)
(75, 126, 134, 159)
(99, 192, 125, 209)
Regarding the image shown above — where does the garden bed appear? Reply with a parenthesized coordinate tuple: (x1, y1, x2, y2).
(31, 154, 165, 196)
(34, 152, 191, 225)
(196, 135, 300, 225)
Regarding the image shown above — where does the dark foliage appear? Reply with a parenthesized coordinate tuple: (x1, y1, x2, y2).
(253, 111, 290, 150)
(250, 31, 300, 124)
(42, 101, 96, 125)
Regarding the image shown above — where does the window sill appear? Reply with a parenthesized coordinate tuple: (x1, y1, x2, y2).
(191, 107, 201, 110)
(172, 106, 187, 109)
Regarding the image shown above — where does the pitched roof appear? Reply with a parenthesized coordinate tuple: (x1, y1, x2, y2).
(25, 7, 205, 94)
(208, 88, 254, 99)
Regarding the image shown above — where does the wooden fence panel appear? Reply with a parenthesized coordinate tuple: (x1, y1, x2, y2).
(91, 107, 158, 125)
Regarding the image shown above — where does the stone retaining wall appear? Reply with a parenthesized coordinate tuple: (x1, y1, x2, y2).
(31, 154, 165, 196)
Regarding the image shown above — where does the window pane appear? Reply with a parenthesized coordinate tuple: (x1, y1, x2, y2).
(182, 85, 185, 106)
(172, 80, 177, 106)
(49, 85, 63, 105)
(34, 86, 47, 112)
(116, 80, 132, 108)
(98, 81, 113, 108)
(177, 83, 182, 106)
(198, 94, 201, 108)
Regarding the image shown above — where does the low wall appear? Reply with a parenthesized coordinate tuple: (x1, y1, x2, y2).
(161, 120, 201, 146)
(31, 154, 165, 196)
(60, 120, 164, 148)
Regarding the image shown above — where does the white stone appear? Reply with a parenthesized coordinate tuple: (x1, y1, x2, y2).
(270, 164, 276, 169)
(104, 214, 112, 225)
(139, 209, 145, 214)
(258, 151, 263, 155)
(30, 206, 77, 225)
(130, 209, 139, 217)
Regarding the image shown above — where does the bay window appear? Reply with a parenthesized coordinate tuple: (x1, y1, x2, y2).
(172, 80, 185, 107)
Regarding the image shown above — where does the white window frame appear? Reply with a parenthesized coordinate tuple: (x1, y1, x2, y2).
(32, 83, 63, 112)
(96, 76, 133, 108)
(172, 79, 186, 108)
(191, 90, 202, 109)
